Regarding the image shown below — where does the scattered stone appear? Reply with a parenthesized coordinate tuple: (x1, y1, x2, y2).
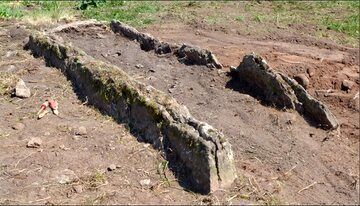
(348, 94, 359, 111)
(294, 74, 309, 89)
(72, 135, 80, 141)
(107, 164, 117, 171)
(306, 68, 315, 77)
(59, 144, 70, 151)
(73, 185, 83, 193)
(341, 80, 354, 91)
(175, 44, 223, 69)
(135, 64, 144, 69)
(74, 126, 87, 136)
(139, 179, 151, 187)
(56, 169, 78, 184)
(27, 137, 42, 148)
(15, 79, 31, 98)
(97, 33, 106, 39)
(5, 65, 16, 72)
(5, 51, 17, 58)
(168, 84, 176, 93)
(229, 66, 237, 72)
(12, 122, 25, 130)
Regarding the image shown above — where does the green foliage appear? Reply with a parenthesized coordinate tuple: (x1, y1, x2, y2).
(78, 0, 106, 10)
(235, 15, 244, 22)
(323, 14, 359, 38)
(81, 1, 161, 27)
(0, 3, 23, 19)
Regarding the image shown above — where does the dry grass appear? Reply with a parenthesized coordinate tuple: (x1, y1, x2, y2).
(0, 72, 18, 95)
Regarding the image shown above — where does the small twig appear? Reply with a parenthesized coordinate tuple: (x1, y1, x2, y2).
(353, 92, 359, 100)
(248, 177, 257, 192)
(127, 148, 147, 159)
(297, 182, 317, 194)
(227, 194, 238, 202)
(254, 156, 263, 165)
(14, 151, 38, 168)
(28, 196, 51, 203)
(284, 165, 297, 176)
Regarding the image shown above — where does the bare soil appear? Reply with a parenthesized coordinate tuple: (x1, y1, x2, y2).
(0, 17, 359, 205)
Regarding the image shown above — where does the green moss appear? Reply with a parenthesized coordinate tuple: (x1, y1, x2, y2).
(50, 44, 63, 59)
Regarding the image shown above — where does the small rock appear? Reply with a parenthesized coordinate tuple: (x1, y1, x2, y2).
(27, 137, 42, 148)
(135, 64, 144, 69)
(5, 65, 16, 72)
(12, 122, 25, 130)
(341, 80, 354, 91)
(306, 68, 315, 77)
(294, 74, 309, 89)
(348, 96, 359, 111)
(73, 185, 83, 193)
(97, 33, 106, 39)
(59, 145, 70, 151)
(72, 135, 80, 141)
(107, 164, 117, 171)
(15, 79, 31, 98)
(5, 51, 17, 58)
(75, 126, 87, 136)
(56, 169, 78, 184)
(139, 179, 151, 187)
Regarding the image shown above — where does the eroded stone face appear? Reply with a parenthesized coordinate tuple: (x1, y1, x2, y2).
(26, 30, 236, 194)
(232, 54, 338, 130)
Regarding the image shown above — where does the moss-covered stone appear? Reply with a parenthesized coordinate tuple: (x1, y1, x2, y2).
(26, 31, 236, 194)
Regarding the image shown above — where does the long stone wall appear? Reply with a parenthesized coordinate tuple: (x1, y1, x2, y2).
(110, 20, 223, 69)
(232, 54, 339, 130)
(25, 32, 236, 194)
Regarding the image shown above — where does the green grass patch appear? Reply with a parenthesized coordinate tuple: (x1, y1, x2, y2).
(235, 15, 244, 22)
(81, 1, 162, 27)
(0, 2, 23, 19)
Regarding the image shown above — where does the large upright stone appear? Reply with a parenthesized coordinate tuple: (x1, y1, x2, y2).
(232, 54, 338, 130)
(25, 31, 236, 193)
(15, 79, 31, 98)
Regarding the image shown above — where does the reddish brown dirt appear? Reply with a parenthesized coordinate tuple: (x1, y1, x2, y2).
(0, 23, 254, 205)
(0, 15, 359, 204)
(54, 23, 359, 204)
(144, 23, 359, 144)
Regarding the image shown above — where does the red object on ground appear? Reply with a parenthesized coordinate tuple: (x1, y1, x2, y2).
(48, 99, 58, 110)
(39, 101, 49, 112)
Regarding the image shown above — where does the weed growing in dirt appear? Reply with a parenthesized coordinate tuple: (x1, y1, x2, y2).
(0, 72, 18, 95)
(88, 170, 107, 189)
